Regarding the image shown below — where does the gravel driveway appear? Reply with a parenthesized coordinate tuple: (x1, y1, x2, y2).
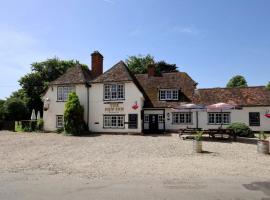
(0, 131, 269, 200)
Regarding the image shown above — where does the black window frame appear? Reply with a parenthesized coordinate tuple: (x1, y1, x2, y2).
(128, 114, 138, 129)
(249, 112, 260, 126)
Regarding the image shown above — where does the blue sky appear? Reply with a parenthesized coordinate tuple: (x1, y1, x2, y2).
(0, 0, 270, 99)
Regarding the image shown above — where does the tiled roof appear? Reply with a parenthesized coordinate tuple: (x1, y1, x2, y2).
(91, 61, 133, 83)
(50, 65, 93, 85)
(193, 86, 270, 106)
(135, 72, 197, 108)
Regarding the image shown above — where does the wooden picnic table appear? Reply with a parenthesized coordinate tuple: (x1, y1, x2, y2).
(203, 128, 236, 141)
(179, 128, 236, 141)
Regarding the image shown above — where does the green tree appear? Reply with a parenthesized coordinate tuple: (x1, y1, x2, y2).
(266, 82, 270, 90)
(226, 75, 248, 88)
(155, 60, 178, 74)
(19, 58, 87, 115)
(0, 99, 5, 120)
(125, 54, 154, 74)
(125, 54, 178, 75)
(64, 92, 86, 135)
(3, 98, 29, 121)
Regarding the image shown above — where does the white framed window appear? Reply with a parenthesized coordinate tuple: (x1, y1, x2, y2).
(172, 113, 192, 124)
(56, 115, 64, 128)
(104, 84, 125, 101)
(144, 114, 149, 123)
(158, 114, 164, 123)
(57, 86, 74, 101)
(208, 113, 231, 125)
(103, 115, 125, 128)
(159, 89, 178, 101)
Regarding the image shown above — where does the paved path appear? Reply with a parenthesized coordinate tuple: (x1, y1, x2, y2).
(1, 172, 270, 200)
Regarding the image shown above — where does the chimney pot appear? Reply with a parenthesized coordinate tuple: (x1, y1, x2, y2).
(91, 51, 103, 78)
(147, 64, 156, 77)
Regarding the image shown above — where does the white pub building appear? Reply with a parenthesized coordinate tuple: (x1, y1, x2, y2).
(43, 51, 270, 133)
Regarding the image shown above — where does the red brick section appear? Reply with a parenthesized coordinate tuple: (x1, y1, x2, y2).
(147, 64, 156, 77)
(91, 51, 103, 79)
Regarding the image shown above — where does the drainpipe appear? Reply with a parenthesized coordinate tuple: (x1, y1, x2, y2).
(86, 84, 90, 128)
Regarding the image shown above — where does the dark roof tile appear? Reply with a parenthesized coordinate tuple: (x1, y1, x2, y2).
(193, 86, 270, 106)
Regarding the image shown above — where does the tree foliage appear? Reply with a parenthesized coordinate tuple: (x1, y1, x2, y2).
(0, 99, 5, 120)
(2, 98, 29, 121)
(19, 58, 87, 115)
(266, 82, 270, 90)
(64, 92, 86, 135)
(125, 54, 154, 74)
(226, 75, 248, 88)
(125, 54, 178, 75)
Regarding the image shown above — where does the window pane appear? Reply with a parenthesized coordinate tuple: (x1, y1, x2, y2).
(117, 84, 124, 99)
(166, 91, 172, 99)
(111, 85, 117, 99)
(172, 90, 178, 100)
(160, 91, 166, 100)
(216, 113, 222, 124)
(223, 113, 230, 124)
(56, 115, 64, 128)
(144, 115, 149, 123)
(129, 114, 138, 129)
(158, 115, 164, 123)
(208, 113, 215, 124)
(249, 112, 260, 126)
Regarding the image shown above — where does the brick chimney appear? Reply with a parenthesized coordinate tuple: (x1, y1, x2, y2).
(147, 64, 156, 77)
(91, 51, 103, 78)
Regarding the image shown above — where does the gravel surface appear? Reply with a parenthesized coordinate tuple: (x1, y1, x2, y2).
(0, 131, 269, 181)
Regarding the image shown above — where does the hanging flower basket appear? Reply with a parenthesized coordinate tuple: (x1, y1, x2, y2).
(265, 114, 270, 118)
(132, 102, 139, 110)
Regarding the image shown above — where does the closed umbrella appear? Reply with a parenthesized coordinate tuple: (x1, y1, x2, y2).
(36, 111, 41, 120)
(30, 109, 36, 120)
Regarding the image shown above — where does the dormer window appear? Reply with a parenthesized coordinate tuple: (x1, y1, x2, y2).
(159, 89, 178, 101)
(104, 84, 125, 101)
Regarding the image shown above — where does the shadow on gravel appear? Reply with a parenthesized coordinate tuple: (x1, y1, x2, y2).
(243, 182, 270, 198)
(142, 133, 172, 137)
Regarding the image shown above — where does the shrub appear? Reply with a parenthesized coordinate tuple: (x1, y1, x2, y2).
(64, 92, 87, 135)
(37, 119, 44, 131)
(194, 131, 203, 141)
(56, 127, 64, 134)
(227, 122, 254, 137)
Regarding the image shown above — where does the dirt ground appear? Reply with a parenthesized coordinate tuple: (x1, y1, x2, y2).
(0, 131, 270, 200)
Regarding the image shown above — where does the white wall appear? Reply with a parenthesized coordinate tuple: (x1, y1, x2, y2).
(43, 84, 88, 131)
(165, 106, 270, 132)
(89, 82, 144, 133)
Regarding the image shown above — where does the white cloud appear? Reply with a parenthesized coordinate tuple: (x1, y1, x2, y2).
(103, 0, 115, 4)
(173, 25, 199, 36)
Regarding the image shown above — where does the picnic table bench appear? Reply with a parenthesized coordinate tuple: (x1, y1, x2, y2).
(179, 128, 236, 141)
